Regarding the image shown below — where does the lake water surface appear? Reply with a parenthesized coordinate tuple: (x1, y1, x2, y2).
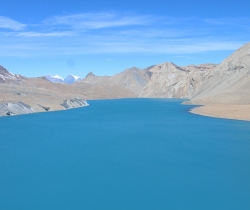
(0, 99, 250, 210)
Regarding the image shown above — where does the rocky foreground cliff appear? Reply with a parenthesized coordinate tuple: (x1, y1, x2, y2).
(0, 42, 250, 119)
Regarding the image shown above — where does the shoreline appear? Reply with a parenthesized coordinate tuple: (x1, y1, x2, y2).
(0, 98, 89, 118)
(0, 104, 89, 119)
(1, 98, 250, 122)
(189, 104, 250, 122)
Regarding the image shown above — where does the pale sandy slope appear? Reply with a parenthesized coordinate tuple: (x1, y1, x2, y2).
(190, 42, 250, 121)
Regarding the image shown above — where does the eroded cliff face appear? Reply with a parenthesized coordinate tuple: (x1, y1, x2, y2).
(140, 63, 216, 98)
(0, 98, 88, 117)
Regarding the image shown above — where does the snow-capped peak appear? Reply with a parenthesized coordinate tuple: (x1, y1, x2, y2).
(64, 74, 81, 84)
(44, 74, 81, 84)
(45, 75, 64, 83)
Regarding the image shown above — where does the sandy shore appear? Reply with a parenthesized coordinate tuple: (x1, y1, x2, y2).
(190, 104, 250, 121)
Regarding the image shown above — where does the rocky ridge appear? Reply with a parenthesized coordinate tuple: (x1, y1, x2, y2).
(0, 102, 34, 116)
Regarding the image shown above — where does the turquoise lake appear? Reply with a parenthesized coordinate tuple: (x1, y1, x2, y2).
(0, 99, 250, 210)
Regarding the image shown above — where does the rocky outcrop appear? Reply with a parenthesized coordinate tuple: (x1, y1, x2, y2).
(0, 98, 88, 117)
(0, 102, 34, 116)
(60, 98, 88, 109)
(38, 104, 51, 111)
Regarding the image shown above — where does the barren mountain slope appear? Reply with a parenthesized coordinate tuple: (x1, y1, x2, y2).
(141, 62, 216, 98)
(191, 42, 250, 104)
(81, 67, 151, 95)
(109, 67, 151, 94)
(188, 43, 250, 121)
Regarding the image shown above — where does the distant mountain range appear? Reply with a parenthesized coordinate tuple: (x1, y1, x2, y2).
(0, 42, 250, 120)
(45, 74, 81, 84)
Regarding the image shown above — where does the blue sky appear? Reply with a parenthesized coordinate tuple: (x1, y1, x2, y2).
(0, 0, 250, 78)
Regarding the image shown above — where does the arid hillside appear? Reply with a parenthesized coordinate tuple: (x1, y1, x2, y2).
(81, 67, 151, 95)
